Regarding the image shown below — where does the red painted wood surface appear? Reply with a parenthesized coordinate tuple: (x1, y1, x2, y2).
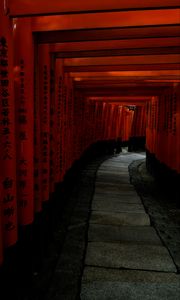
(38, 44, 51, 202)
(0, 4, 17, 247)
(13, 18, 34, 225)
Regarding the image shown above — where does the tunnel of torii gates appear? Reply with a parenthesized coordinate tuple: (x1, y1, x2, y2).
(0, 0, 180, 266)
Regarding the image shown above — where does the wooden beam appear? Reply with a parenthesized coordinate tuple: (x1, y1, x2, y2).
(56, 47, 180, 58)
(31, 9, 180, 32)
(79, 87, 168, 96)
(8, 0, 180, 17)
(35, 25, 180, 43)
(64, 54, 180, 66)
(64, 63, 180, 72)
(70, 70, 180, 78)
(53, 37, 180, 52)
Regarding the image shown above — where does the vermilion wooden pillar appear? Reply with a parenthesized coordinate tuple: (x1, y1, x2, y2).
(34, 42, 42, 212)
(0, 3, 17, 249)
(55, 59, 64, 183)
(49, 50, 56, 194)
(13, 18, 34, 224)
(169, 89, 178, 171)
(38, 44, 50, 202)
(177, 87, 180, 173)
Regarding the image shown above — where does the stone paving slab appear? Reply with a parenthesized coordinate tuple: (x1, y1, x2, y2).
(81, 267, 180, 300)
(85, 242, 176, 272)
(96, 178, 130, 184)
(88, 224, 162, 245)
(92, 201, 145, 213)
(97, 172, 129, 177)
(82, 266, 180, 283)
(93, 194, 142, 204)
(96, 177, 130, 182)
(98, 168, 128, 172)
(99, 167, 128, 172)
(90, 211, 150, 226)
(95, 184, 135, 191)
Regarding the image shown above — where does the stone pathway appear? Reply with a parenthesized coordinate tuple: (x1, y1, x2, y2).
(80, 153, 180, 300)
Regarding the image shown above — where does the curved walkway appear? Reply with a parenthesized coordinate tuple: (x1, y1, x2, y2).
(80, 153, 180, 300)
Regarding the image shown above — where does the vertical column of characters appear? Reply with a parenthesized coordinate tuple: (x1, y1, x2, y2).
(80, 95, 85, 153)
(126, 108, 131, 141)
(119, 106, 123, 142)
(89, 101, 93, 144)
(102, 102, 107, 140)
(55, 59, 63, 183)
(148, 99, 153, 154)
(82, 96, 86, 151)
(91, 100, 95, 144)
(67, 76, 73, 169)
(150, 99, 154, 153)
(59, 72, 65, 181)
(176, 87, 180, 173)
(91, 101, 95, 143)
(73, 92, 78, 160)
(84, 99, 89, 148)
(131, 106, 136, 138)
(110, 104, 114, 139)
(70, 79, 74, 165)
(0, 166, 3, 264)
(49, 52, 56, 194)
(113, 106, 119, 139)
(120, 106, 125, 142)
(94, 101, 98, 141)
(62, 75, 67, 176)
(161, 94, 168, 164)
(115, 105, 121, 140)
(152, 98, 158, 155)
(145, 101, 150, 151)
(78, 94, 83, 157)
(109, 105, 114, 139)
(101, 102, 104, 140)
(105, 103, 111, 140)
(66, 74, 71, 171)
(99, 102, 104, 140)
(137, 107, 141, 137)
(171, 89, 178, 171)
(0, 198, 3, 264)
(109, 104, 114, 140)
(96, 102, 100, 141)
(102, 103, 107, 140)
(166, 91, 172, 168)
(38, 45, 50, 202)
(123, 107, 127, 141)
(106, 103, 111, 140)
(156, 96, 161, 162)
(65, 74, 70, 170)
(142, 105, 146, 137)
(0, 8, 17, 248)
(34, 42, 42, 213)
(165, 94, 170, 165)
(139, 106, 145, 137)
(75, 91, 82, 160)
(139, 106, 143, 137)
(66, 76, 71, 168)
(59, 77, 64, 180)
(127, 108, 134, 142)
(88, 100, 92, 146)
(158, 95, 166, 163)
(13, 19, 34, 224)
(72, 92, 77, 162)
